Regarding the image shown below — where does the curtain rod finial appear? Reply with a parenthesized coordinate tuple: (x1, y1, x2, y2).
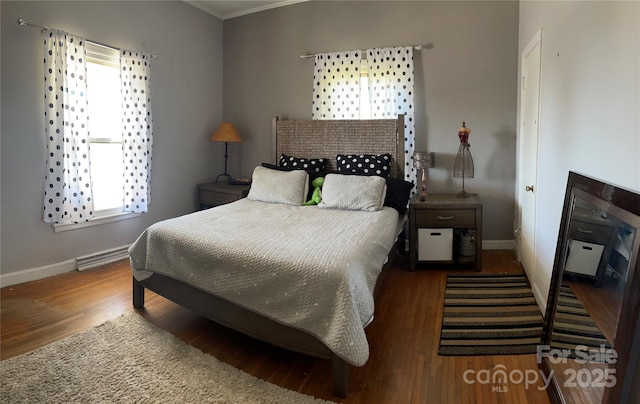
(17, 18, 48, 30)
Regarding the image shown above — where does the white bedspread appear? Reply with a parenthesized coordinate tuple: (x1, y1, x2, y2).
(129, 198, 400, 366)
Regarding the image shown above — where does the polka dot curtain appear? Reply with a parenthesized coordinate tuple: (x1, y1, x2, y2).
(312, 50, 362, 119)
(120, 50, 153, 213)
(43, 29, 95, 224)
(366, 46, 416, 186)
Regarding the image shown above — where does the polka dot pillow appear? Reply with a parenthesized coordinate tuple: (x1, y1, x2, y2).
(279, 154, 326, 172)
(336, 153, 392, 177)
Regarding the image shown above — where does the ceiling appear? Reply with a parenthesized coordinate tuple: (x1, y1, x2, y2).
(184, 0, 310, 20)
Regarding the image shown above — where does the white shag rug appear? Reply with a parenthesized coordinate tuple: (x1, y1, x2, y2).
(0, 312, 332, 403)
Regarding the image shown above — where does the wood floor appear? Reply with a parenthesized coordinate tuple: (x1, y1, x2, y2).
(1, 251, 551, 404)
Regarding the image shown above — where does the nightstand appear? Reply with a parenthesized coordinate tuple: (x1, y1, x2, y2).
(197, 181, 250, 209)
(409, 193, 482, 272)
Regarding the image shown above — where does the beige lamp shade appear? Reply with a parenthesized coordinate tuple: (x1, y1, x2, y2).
(413, 151, 435, 169)
(210, 123, 243, 143)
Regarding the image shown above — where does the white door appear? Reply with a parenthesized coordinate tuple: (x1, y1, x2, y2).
(517, 30, 542, 282)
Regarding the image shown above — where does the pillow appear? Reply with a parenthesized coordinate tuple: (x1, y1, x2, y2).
(336, 153, 392, 177)
(279, 154, 326, 172)
(329, 171, 414, 214)
(384, 177, 414, 214)
(247, 166, 309, 206)
(261, 163, 326, 201)
(318, 173, 387, 212)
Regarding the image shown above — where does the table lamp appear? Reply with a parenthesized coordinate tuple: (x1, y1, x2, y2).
(210, 122, 243, 183)
(413, 151, 435, 201)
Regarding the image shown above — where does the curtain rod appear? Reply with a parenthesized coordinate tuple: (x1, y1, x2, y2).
(17, 18, 158, 60)
(299, 45, 423, 59)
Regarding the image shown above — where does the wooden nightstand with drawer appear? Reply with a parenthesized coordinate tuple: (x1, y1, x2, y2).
(409, 193, 482, 272)
(198, 182, 250, 209)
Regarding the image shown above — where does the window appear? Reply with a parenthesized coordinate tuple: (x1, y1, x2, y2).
(311, 46, 416, 184)
(359, 66, 371, 119)
(44, 30, 152, 228)
(86, 42, 124, 215)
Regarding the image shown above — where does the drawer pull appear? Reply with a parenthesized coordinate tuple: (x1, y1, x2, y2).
(576, 227, 593, 234)
(430, 232, 442, 236)
(436, 215, 455, 220)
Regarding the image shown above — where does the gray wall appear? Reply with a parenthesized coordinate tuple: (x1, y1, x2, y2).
(1, 1, 224, 274)
(8, 0, 634, 287)
(222, 1, 520, 242)
(518, 1, 640, 305)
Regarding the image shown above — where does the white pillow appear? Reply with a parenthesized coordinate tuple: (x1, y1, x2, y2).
(318, 174, 387, 211)
(247, 166, 309, 205)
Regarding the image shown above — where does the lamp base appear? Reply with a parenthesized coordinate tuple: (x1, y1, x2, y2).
(456, 190, 471, 198)
(215, 173, 232, 183)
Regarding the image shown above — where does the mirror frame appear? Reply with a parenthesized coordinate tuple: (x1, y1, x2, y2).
(541, 171, 640, 403)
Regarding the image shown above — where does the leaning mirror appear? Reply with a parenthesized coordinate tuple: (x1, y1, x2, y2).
(541, 172, 640, 403)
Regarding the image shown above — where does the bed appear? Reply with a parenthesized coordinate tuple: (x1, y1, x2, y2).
(129, 115, 408, 397)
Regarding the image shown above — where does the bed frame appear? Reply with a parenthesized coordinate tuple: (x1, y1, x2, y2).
(133, 115, 405, 398)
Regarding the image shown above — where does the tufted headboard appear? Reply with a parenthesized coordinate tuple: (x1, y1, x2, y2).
(272, 116, 405, 179)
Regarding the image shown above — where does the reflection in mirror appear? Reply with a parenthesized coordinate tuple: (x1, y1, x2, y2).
(541, 172, 640, 404)
(549, 192, 635, 402)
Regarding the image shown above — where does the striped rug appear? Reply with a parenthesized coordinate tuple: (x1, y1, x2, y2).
(550, 284, 611, 354)
(438, 274, 543, 355)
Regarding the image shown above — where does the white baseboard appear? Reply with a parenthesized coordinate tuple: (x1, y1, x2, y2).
(1, 245, 131, 288)
(1, 259, 76, 288)
(531, 281, 547, 315)
(2, 240, 514, 288)
(482, 239, 515, 250)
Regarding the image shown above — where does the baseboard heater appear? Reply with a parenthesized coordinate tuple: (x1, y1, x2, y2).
(76, 245, 131, 271)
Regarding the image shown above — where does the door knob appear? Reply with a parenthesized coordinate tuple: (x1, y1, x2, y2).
(526, 185, 534, 192)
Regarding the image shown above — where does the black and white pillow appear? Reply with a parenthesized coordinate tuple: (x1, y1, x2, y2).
(279, 154, 326, 172)
(336, 153, 392, 177)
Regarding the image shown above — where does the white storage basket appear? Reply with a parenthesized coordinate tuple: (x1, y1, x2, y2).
(565, 239, 604, 276)
(418, 228, 453, 261)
